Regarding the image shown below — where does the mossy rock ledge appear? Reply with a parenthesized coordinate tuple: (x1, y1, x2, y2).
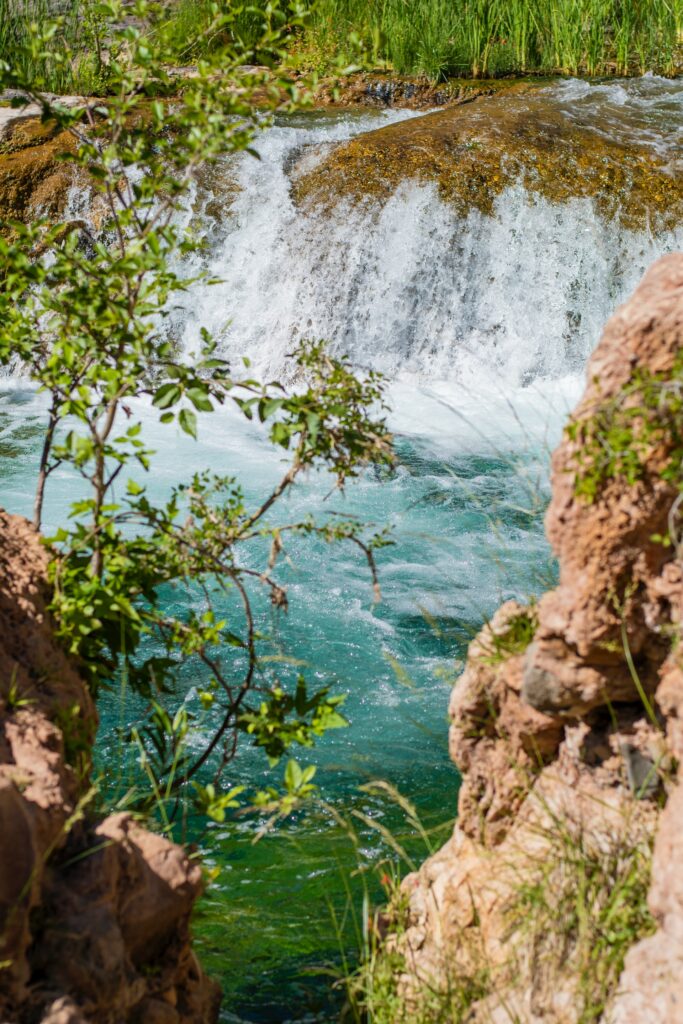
(292, 88, 683, 233)
(0, 103, 85, 224)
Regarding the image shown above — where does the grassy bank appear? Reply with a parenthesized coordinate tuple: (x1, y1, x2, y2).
(2, 0, 679, 91)
(0, 0, 83, 93)
(301, 0, 682, 80)
(156, 0, 682, 81)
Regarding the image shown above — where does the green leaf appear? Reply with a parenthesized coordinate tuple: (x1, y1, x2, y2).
(187, 386, 213, 412)
(179, 407, 197, 439)
(153, 383, 182, 410)
(284, 758, 303, 792)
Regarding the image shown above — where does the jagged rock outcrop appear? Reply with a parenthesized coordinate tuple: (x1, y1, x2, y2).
(0, 509, 220, 1023)
(397, 254, 683, 1023)
(448, 601, 564, 847)
(524, 255, 683, 719)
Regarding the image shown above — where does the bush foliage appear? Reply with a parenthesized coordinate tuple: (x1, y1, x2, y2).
(0, 0, 394, 828)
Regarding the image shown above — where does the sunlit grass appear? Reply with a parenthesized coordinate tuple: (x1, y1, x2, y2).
(303, 0, 681, 80)
(2, 0, 678, 89)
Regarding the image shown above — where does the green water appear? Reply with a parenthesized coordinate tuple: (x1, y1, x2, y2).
(0, 381, 564, 1021)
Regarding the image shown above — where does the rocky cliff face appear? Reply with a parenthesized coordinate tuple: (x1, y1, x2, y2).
(395, 254, 683, 1023)
(0, 510, 220, 1024)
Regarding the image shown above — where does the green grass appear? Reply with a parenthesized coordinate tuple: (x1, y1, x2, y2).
(148, 0, 280, 63)
(0, 0, 118, 94)
(2, 0, 679, 90)
(154, 0, 681, 80)
(0, 0, 298, 90)
(148, 0, 682, 80)
(478, 605, 538, 665)
(303, 0, 681, 80)
(0, 0, 78, 92)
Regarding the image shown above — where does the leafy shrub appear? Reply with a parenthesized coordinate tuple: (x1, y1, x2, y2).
(0, 0, 393, 828)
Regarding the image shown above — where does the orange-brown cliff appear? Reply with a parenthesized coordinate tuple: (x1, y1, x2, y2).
(396, 254, 683, 1023)
(0, 510, 220, 1024)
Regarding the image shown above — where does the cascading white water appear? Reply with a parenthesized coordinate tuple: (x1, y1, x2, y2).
(178, 80, 682, 393)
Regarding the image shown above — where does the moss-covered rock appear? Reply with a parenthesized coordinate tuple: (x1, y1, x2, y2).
(0, 114, 76, 223)
(293, 88, 683, 232)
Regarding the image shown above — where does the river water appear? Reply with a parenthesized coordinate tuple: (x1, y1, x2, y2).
(1, 77, 682, 1022)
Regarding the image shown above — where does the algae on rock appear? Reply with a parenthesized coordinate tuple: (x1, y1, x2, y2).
(292, 88, 683, 234)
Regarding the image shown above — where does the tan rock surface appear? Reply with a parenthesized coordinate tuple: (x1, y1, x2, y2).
(448, 601, 563, 846)
(608, 695, 683, 1024)
(0, 510, 219, 1023)
(398, 254, 683, 1023)
(524, 254, 683, 717)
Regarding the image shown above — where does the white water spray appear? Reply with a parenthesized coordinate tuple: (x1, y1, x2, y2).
(177, 82, 682, 394)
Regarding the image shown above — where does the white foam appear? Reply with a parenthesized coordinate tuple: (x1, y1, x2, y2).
(175, 90, 682, 395)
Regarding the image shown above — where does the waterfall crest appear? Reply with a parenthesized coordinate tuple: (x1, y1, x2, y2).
(177, 79, 683, 389)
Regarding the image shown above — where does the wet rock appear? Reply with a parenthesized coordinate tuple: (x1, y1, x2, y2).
(41, 997, 89, 1024)
(0, 120, 77, 222)
(0, 99, 104, 224)
(312, 72, 535, 110)
(292, 88, 683, 232)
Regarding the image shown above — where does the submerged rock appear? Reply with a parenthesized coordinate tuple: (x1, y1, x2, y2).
(0, 510, 220, 1024)
(292, 87, 683, 232)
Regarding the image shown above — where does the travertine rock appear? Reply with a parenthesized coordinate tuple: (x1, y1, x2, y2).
(0, 112, 77, 222)
(608, 676, 683, 1024)
(400, 749, 656, 1022)
(292, 91, 683, 233)
(0, 510, 219, 1023)
(400, 255, 683, 1024)
(448, 601, 563, 845)
(523, 254, 683, 717)
(0, 509, 96, 1003)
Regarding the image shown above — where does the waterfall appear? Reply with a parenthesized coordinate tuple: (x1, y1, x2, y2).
(177, 81, 683, 394)
(2, 78, 682, 1021)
